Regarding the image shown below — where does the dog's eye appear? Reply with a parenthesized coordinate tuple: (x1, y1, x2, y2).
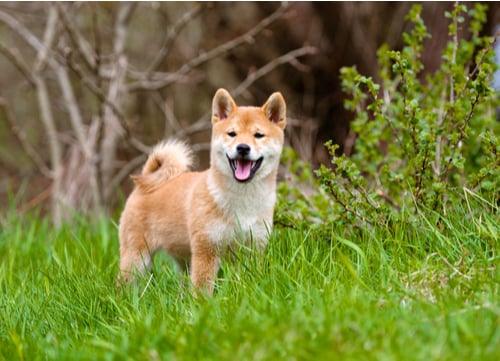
(254, 132, 265, 139)
(227, 131, 237, 137)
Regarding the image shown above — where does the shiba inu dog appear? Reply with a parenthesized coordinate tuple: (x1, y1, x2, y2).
(118, 88, 286, 294)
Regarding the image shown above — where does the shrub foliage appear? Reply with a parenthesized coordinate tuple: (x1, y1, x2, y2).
(277, 3, 500, 229)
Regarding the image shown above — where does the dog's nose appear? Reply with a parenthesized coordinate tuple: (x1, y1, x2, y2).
(236, 144, 251, 157)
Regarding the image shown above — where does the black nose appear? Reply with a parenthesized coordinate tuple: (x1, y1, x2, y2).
(236, 144, 251, 157)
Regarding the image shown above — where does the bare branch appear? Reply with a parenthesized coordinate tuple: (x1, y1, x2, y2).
(19, 186, 52, 214)
(113, 3, 137, 52)
(0, 43, 35, 85)
(127, 3, 290, 92)
(34, 6, 64, 223)
(183, 4, 288, 70)
(147, 3, 204, 72)
(162, 96, 182, 136)
(0, 9, 44, 53)
(56, 3, 97, 71)
(149, 92, 183, 136)
(232, 46, 317, 98)
(0, 6, 65, 223)
(34, 5, 59, 72)
(60, 54, 150, 154)
(126, 69, 200, 90)
(37, 7, 90, 162)
(56, 65, 89, 155)
(55, 56, 105, 213)
(33, 76, 61, 175)
(0, 97, 52, 177)
(100, 2, 144, 192)
(105, 154, 146, 202)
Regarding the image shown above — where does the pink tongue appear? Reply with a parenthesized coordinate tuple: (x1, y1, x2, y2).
(235, 160, 252, 180)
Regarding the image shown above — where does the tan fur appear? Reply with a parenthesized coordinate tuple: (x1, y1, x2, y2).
(118, 89, 286, 295)
(131, 140, 194, 193)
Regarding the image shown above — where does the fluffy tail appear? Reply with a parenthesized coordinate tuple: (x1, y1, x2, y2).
(132, 140, 194, 192)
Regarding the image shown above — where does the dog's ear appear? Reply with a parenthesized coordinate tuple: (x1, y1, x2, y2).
(212, 88, 237, 124)
(262, 92, 286, 129)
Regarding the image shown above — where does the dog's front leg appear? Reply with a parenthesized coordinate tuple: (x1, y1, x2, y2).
(190, 239, 220, 296)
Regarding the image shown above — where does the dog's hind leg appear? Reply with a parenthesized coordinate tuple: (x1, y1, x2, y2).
(117, 236, 156, 286)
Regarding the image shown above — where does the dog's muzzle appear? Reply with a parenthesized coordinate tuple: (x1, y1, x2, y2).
(227, 144, 263, 182)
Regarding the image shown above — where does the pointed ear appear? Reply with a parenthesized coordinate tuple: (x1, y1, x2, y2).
(262, 92, 286, 129)
(212, 88, 237, 124)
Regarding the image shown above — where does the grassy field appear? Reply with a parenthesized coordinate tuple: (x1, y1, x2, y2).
(0, 201, 498, 361)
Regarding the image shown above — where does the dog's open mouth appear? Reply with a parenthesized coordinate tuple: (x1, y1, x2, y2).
(227, 156, 263, 182)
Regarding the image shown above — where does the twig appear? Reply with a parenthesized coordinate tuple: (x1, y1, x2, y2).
(232, 46, 317, 98)
(183, 3, 288, 70)
(433, 84, 447, 177)
(34, 74, 63, 222)
(176, 116, 212, 139)
(381, 86, 406, 154)
(19, 186, 52, 213)
(440, 28, 500, 156)
(33, 5, 64, 222)
(0, 97, 51, 177)
(61, 50, 150, 154)
(90, 2, 105, 200)
(0, 43, 35, 86)
(0, 5, 63, 167)
(162, 96, 182, 136)
(127, 3, 290, 92)
(105, 154, 147, 201)
(56, 2, 97, 71)
(54, 54, 89, 156)
(440, 92, 481, 181)
(448, 1, 459, 118)
(34, 5, 59, 73)
(56, 63, 105, 211)
(322, 177, 373, 226)
(147, 3, 204, 73)
(100, 3, 141, 195)
(149, 92, 183, 136)
(376, 189, 401, 211)
(0, 9, 44, 53)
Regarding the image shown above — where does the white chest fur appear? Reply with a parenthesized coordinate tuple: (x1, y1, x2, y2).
(206, 172, 275, 247)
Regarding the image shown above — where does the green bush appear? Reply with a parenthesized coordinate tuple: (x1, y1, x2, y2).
(278, 3, 499, 229)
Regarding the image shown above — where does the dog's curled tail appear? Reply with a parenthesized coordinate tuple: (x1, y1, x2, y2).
(132, 140, 194, 192)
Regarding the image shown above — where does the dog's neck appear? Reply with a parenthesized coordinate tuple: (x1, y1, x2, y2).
(206, 168, 277, 218)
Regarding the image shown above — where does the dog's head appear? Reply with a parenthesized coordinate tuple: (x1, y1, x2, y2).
(210, 89, 286, 183)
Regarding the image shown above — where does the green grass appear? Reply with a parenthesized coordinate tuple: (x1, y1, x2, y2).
(0, 203, 498, 360)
